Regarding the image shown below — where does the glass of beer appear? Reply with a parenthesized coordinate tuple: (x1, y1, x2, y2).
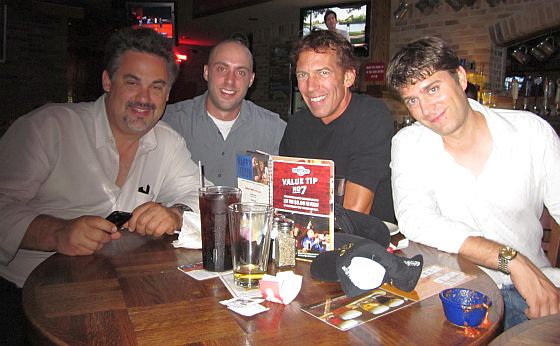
(199, 186, 241, 272)
(228, 203, 274, 288)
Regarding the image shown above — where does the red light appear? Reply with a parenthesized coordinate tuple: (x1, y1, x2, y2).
(175, 53, 188, 62)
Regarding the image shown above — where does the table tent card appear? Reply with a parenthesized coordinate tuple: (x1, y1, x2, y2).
(237, 151, 335, 260)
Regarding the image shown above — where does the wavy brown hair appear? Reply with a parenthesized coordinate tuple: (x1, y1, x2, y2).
(291, 29, 357, 74)
(104, 27, 179, 85)
(386, 36, 461, 94)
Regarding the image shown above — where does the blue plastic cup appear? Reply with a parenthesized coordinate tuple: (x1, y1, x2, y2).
(439, 288, 492, 327)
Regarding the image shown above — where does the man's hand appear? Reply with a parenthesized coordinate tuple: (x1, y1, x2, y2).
(460, 236, 560, 320)
(509, 255, 560, 319)
(54, 216, 121, 256)
(22, 214, 121, 256)
(127, 202, 182, 237)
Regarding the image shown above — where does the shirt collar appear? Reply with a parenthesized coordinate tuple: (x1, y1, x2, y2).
(202, 90, 248, 124)
(468, 98, 518, 148)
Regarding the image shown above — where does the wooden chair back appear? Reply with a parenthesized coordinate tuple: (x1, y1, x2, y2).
(547, 217, 560, 268)
(541, 208, 560, 268)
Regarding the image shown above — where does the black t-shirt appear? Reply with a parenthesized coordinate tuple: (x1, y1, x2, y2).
(280, 93, 395, 222)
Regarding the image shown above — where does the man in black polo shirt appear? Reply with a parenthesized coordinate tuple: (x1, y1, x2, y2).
(280, 30, 394, 222)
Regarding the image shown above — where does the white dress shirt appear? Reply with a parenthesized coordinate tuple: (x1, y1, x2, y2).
(391, 99, 560, 287)
(0, 95, 204, 287)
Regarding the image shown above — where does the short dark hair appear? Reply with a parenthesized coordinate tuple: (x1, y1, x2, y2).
(291, 29, 356, 73)
(324, 9, 337, 23)
(386, 36, 461, 93)
(104, 27, 179, 85)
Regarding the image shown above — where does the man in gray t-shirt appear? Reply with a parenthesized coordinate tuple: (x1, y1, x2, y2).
(163, 38, 286, 187)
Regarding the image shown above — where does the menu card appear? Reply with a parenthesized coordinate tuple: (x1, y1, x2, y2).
(301, 286, 415, 331)
(237, 152, 335, 259)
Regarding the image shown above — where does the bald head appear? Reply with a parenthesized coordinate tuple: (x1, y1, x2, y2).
(208, 39, 254, 72)
(203, 39, 256, 120)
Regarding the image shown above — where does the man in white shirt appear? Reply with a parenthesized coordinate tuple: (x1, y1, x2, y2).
(386, 36, 560, 330)
(0, 27, 204, 343)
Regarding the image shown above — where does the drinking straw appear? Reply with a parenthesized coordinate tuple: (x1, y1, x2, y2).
(198, 161, 204, 188)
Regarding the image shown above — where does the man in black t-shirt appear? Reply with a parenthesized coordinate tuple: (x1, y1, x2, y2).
(280, 30, 395, 222)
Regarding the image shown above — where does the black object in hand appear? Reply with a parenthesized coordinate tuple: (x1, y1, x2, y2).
(105, 211, 132, 227)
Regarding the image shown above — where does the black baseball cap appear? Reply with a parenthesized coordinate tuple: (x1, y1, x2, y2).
(334, 203, 391, 248)
(311, 233, 424, 298)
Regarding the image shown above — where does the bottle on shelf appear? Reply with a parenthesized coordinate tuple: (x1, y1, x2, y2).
(543, 77, 551, 117)
(533, 76, 543, 116)
(511, 78, 519, 109)
(523, 76, 533, 111)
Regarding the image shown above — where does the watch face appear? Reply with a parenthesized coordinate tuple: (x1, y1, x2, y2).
(501, 247, 517, 260)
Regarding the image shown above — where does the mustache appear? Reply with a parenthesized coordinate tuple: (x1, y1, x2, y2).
(127, 101, 156, 110)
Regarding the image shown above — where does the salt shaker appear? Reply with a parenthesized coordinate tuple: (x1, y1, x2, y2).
(274, 218, 296, 269)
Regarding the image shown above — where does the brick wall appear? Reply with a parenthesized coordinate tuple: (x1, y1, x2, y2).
(0, 2, 68, 132)
(388, 0, 554, 93)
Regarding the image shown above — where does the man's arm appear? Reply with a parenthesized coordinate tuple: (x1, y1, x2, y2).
(343, 181, 374, 214)
(21, 214, 120, 256)
(155, 134, 208, 214)
(117, 126, 209, 237)
(344, 99, 393, 216)
(459, 236, 560, 319)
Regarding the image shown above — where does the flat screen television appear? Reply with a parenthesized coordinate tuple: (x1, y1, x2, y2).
(300, 1, 370, 57)
(125, 1, 176, 45)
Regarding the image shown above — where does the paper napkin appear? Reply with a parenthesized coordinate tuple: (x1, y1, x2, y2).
(172, 211, 202, 249)
(259, 271, 302, 305)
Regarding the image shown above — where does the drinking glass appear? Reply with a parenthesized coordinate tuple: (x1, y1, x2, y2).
(199, 186, 241, 272)
(228, 203, 274, 288)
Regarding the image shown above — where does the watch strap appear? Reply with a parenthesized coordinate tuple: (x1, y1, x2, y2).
(498, 246, 517, 275)
(498, 255, 510, 274)
(171, 203, 193, 214)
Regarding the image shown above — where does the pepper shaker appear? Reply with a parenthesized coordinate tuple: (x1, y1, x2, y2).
(274, 218, 296, 269)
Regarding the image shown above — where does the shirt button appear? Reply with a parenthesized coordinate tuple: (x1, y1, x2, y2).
(221, 152, 225, 156)
(218, 174, 222, 177)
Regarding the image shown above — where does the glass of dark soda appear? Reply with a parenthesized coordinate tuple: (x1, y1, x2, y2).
(199, 186, 241, 272)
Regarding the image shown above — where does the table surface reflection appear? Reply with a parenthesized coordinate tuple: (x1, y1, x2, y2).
(23, 231, 503, 345)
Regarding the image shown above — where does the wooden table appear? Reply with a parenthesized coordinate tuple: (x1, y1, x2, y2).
(23, 231, 503, 345)
(489, 313, 560, 345)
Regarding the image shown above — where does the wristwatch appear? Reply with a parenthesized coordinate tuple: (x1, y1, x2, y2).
(498, 246, 518, 275)
(170, 203, 193, 215)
